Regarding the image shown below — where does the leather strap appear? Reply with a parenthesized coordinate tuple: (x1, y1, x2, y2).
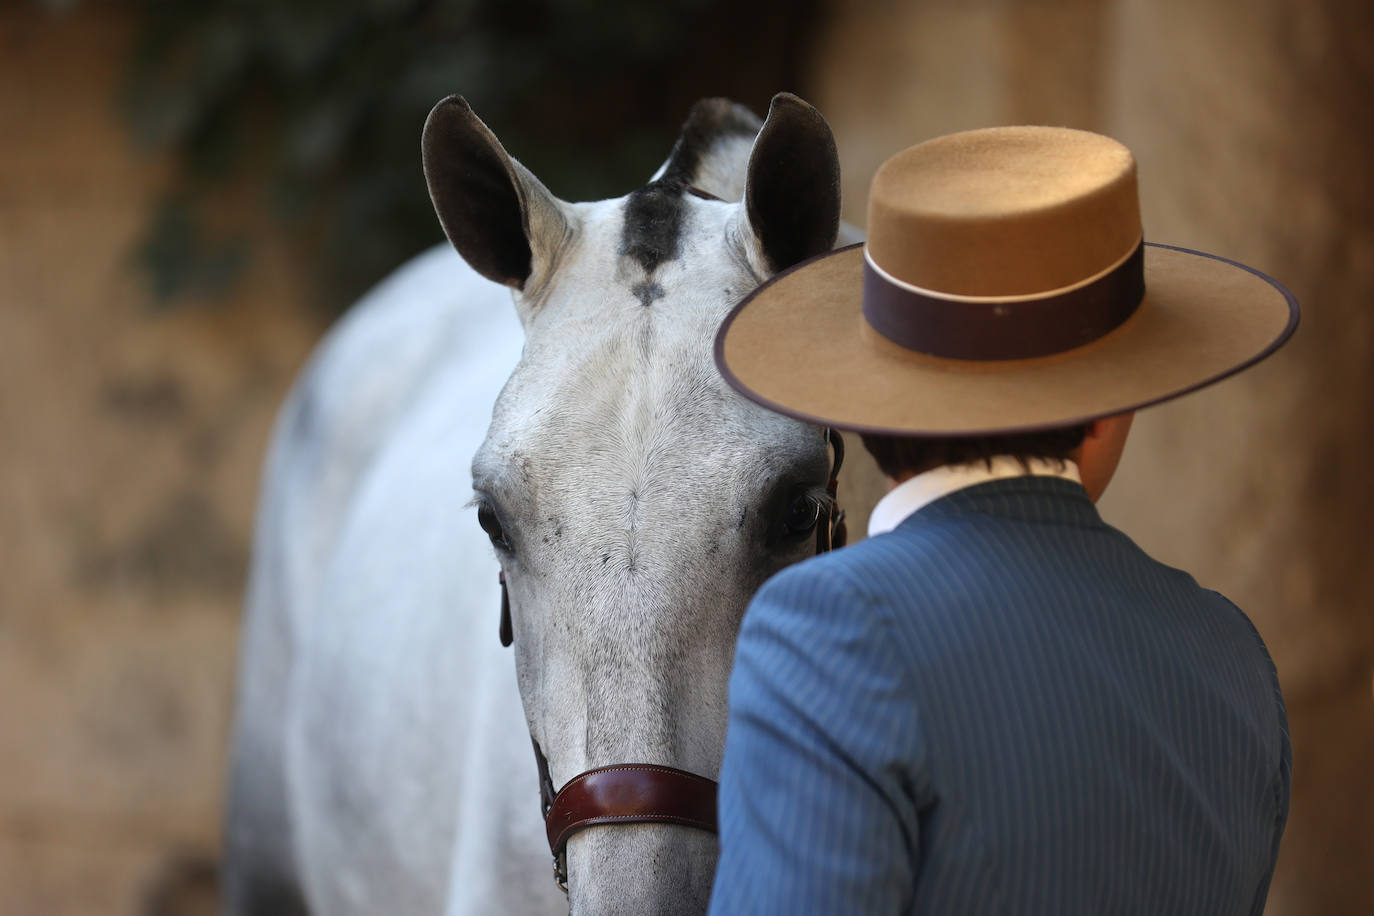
(545, 763, 719, 861)
(818, 428, 848, 553)
(534, 738, 558, 817)
(498, 570, 513, 647)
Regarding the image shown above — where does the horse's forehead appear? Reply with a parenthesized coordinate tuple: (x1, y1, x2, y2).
(562, 190, 746, 292)
(477, 188, 795, 489)
(510, 191, 750, 389)
(502, 316, 749, 459)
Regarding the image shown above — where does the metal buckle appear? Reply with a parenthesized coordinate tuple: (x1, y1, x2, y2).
(553, 851, 569, 894)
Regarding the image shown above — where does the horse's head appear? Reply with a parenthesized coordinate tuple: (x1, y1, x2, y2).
(423, 93, 841, 914)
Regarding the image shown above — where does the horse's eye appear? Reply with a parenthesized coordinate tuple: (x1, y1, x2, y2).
(476, 502, 511, 551)
(781, 493, 822, 537)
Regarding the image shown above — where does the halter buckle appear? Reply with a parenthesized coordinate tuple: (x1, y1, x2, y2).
(553, 851, 569, 894)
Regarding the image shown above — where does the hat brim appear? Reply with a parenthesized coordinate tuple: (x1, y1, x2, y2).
(715, 242, 1299, 436)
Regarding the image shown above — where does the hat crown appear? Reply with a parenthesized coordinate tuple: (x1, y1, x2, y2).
(866, 126, 1142, 298)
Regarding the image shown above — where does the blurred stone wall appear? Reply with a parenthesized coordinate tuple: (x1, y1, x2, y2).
(811, 0, 1374, 913)
(0, 7, 323, 914)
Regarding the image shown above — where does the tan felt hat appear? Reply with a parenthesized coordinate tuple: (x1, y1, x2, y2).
(715, 126, 1299, 436)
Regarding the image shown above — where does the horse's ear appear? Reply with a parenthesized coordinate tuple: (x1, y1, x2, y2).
(653, 98, 763, 203)
(742, 93, 841, 274)
(422, 95, 567, 290)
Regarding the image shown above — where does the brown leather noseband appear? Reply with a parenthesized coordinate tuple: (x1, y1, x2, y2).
(499, 429, 846, 892)
(535, 748, 719, 891)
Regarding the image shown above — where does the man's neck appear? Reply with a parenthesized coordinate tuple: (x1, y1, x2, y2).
(869, 456, 1082, 537)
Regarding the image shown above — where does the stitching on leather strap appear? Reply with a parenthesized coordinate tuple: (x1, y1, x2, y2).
(544, 763, 719, 856)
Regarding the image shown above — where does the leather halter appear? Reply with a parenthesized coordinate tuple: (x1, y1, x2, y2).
(499, 429, 847, 891)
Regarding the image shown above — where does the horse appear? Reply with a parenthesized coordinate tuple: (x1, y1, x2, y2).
(224, 92, 861, 916)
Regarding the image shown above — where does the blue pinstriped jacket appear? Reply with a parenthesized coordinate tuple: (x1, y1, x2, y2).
(709, 476, 1290, 915)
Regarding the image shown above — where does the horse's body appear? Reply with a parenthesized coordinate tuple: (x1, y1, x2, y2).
(225, 94, 852, 915)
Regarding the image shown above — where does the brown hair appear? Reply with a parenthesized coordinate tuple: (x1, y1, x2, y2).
(859, 425, 1089, 480)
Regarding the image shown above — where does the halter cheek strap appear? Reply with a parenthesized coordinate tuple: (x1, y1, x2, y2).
(499, 570, 513, 647)
(818, 427, 848, 553)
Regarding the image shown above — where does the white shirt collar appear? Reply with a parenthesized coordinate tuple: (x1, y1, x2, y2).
(866, 456, 1083, 537)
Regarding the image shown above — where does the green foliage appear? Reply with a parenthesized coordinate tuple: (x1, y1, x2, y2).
(117, 0, 815, 309)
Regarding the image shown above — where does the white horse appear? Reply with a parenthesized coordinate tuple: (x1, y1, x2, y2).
(224, 92, 855, 916)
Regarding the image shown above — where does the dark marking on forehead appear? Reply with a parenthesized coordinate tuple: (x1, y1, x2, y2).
(620, 181, 687, 276)
(631, 280, 665, 308)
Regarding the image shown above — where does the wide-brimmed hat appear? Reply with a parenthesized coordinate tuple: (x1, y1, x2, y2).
(715, 125, 1299, 436)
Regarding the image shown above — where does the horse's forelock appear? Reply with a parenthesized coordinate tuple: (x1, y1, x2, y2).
(660, 98, 763, 189)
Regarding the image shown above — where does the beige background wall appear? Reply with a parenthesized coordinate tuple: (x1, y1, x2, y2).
(0, 8, 322, 914)
(2, 1, 1370, 913)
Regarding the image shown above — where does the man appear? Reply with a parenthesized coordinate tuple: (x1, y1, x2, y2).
(708, 126, 1297, 914)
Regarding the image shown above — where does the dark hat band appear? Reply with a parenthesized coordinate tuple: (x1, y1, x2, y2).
(861, 240, 1146, 360)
